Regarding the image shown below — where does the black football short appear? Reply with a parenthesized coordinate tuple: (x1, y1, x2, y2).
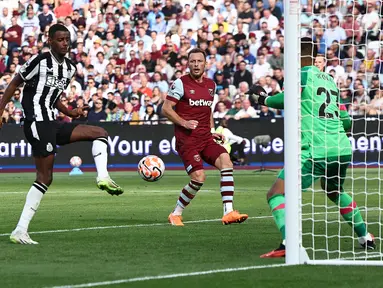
(23, 120, 79, 157)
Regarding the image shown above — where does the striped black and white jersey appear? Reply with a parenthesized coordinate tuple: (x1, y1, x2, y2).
(19, 51, 77, 122)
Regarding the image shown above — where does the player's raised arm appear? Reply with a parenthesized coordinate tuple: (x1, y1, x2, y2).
(0, 74, 24, 127)
(246, 85, 285, 109)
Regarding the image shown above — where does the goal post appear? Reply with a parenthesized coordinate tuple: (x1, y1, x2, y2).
(283, 0, 304, 265)
(284, 0, 383, 265)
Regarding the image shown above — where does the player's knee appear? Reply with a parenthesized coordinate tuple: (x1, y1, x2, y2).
(326, 191, 339, 202)
(36, 173, 53, 187)
(216, 153, 233, 169)
(191, 170, 206, 183)
(321, 178, 338, 194)
(266, 179, 284, 201)
(95, 127, 108, 138)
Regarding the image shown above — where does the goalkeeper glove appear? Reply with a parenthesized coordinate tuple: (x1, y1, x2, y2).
(246, 85, 268, 105)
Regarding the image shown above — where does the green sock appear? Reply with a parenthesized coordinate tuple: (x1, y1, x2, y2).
(268, 194, 285, 240)
(331, 192, 367, 238)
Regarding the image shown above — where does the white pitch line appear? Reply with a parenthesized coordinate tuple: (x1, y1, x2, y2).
(0, 217, 251, 237)
(47, 263, 290, 288)
(0, 189, 253, 195)
(0, 211, 350, 237)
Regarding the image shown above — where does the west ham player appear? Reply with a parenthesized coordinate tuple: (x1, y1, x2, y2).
(0, 24, 123, 244)
(162, 48, 248, 226)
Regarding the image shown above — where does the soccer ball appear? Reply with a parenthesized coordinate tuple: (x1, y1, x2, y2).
(138, 155, 165, 182)
(70, 156, 82, 168)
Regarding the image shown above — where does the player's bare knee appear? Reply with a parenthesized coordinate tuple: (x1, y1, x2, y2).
(191, 170, 206, 183)
(216, 153, 233, 170)
(94, 127, 108, 139)
(326, 191, 339, 201)
(36, 173, 53, 187)
(267, 179, 284, 201)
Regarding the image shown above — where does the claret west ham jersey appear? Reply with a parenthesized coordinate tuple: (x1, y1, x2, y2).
(19, 51, 77, 122)
(167, 74, 216, 143)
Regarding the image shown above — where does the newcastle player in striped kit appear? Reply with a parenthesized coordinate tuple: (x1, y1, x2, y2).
(0, 24, 123, 244)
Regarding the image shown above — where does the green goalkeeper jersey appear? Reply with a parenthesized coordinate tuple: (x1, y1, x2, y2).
(265, 65, 352, 159)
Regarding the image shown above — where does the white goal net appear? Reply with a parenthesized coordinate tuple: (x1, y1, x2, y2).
(286, 0, 383, 264)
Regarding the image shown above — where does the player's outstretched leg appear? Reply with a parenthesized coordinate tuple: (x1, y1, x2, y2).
(260, 178, 286, 258)
(168, 170, 204, 226)
(214, 153, 248, 225)
(93, 136, 123, 196)
(323, 179, 376, 250)
(10, 155, 54, 244)
(69, 125, 123, 196)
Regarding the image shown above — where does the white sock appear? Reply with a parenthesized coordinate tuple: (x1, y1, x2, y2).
(223, 202, 233, 215)
(92, 137, 109, 179)
(16, 182, 47, 232)
(173, 205, 184, 216)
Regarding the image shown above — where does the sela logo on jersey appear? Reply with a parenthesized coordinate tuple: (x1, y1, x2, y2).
(46, 75, 68, 90)
(189, 99, 213, 107)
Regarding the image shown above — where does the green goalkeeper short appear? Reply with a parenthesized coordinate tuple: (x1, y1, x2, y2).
(278, 155, 352, 191)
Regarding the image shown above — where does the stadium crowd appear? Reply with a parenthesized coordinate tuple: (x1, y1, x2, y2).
(0, 0, 382, 125)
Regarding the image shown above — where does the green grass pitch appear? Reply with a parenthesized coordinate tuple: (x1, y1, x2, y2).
(0, 169, 382, 288)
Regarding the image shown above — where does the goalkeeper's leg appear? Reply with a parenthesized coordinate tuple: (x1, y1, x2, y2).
(322, 156, 375, 249)
(325, 187, 375, 249)
(260, 177, 287, 258)
(261, 159, 317, 258)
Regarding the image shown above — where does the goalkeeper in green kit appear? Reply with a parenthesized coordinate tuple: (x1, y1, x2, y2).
(248, 38, 375, 258)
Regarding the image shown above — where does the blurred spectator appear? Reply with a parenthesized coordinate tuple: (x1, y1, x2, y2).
(323, 15, 346, 47)
(259, 106, 275, 118)
(139, 95, 157, 118)
(252, 54, 273, 82)
(88, 99, 107, 122)
(121, 102, 138, 122)
(54, 0, 73, 19)
(268, 47, 283, 70)
(360, 2, 380, 44)
(142, 103, 159, 125)
(5, 17, 23, 50)
(1, 108, 15, 124)
(213, 100, 229, 119)
(234, 99, 259, 119)
(149, 86, 162, 106)
(12, 88, 22, 109)
(368, 90, 383, 115)
(106, 101, 123, 122)
(233, 60, 252, 88)
(369, 76, 381, 99)
(342, 14, 361, 44)
(130, 94, 141, 112)
(325, 57, 345, 81)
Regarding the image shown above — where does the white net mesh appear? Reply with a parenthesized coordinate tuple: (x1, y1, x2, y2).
(300, 0, 383, 262)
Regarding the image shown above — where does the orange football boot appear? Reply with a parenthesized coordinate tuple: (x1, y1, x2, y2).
(221, 210, 248, 225)
(260, 244, 286, 258)
(168, 213, 184, 226)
